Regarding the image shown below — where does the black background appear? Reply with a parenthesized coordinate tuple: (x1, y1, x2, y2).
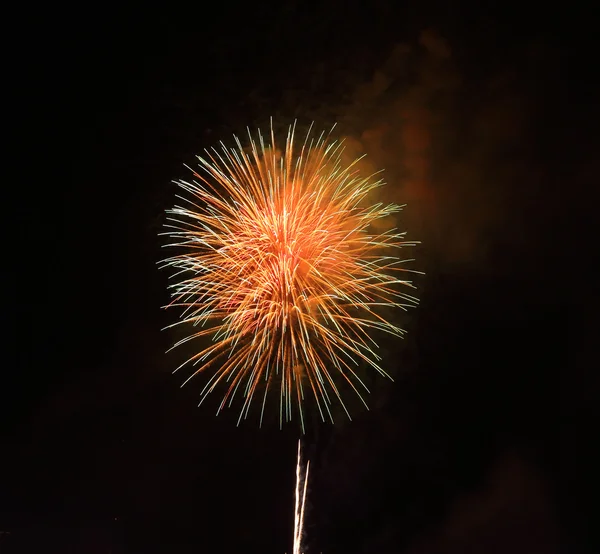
(4, 2, 597, 553)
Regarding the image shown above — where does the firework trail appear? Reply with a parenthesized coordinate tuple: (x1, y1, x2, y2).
(161, 120, 419, 430)
(292, 440, 310, 554)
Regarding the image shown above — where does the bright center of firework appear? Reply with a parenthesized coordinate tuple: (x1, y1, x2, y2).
(161, 121, 419, 430)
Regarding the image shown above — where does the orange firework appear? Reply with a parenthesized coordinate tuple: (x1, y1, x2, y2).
(161, 120, 419, 430)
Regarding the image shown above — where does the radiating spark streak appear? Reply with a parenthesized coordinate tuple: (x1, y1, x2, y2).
(160, 120, 421, 430)
(293, 440, 310, 554)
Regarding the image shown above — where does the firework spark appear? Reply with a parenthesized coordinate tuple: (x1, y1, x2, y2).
(293, 440, 310, 554)
(161, 120, 419, 429)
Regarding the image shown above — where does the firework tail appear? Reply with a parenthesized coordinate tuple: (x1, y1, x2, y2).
(292, 439, 310, 554)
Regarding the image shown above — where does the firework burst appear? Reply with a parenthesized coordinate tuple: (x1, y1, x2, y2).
(160, 120, 419, 430)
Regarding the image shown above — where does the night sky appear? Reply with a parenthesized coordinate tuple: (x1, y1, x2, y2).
(4, 2, 597, 553)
